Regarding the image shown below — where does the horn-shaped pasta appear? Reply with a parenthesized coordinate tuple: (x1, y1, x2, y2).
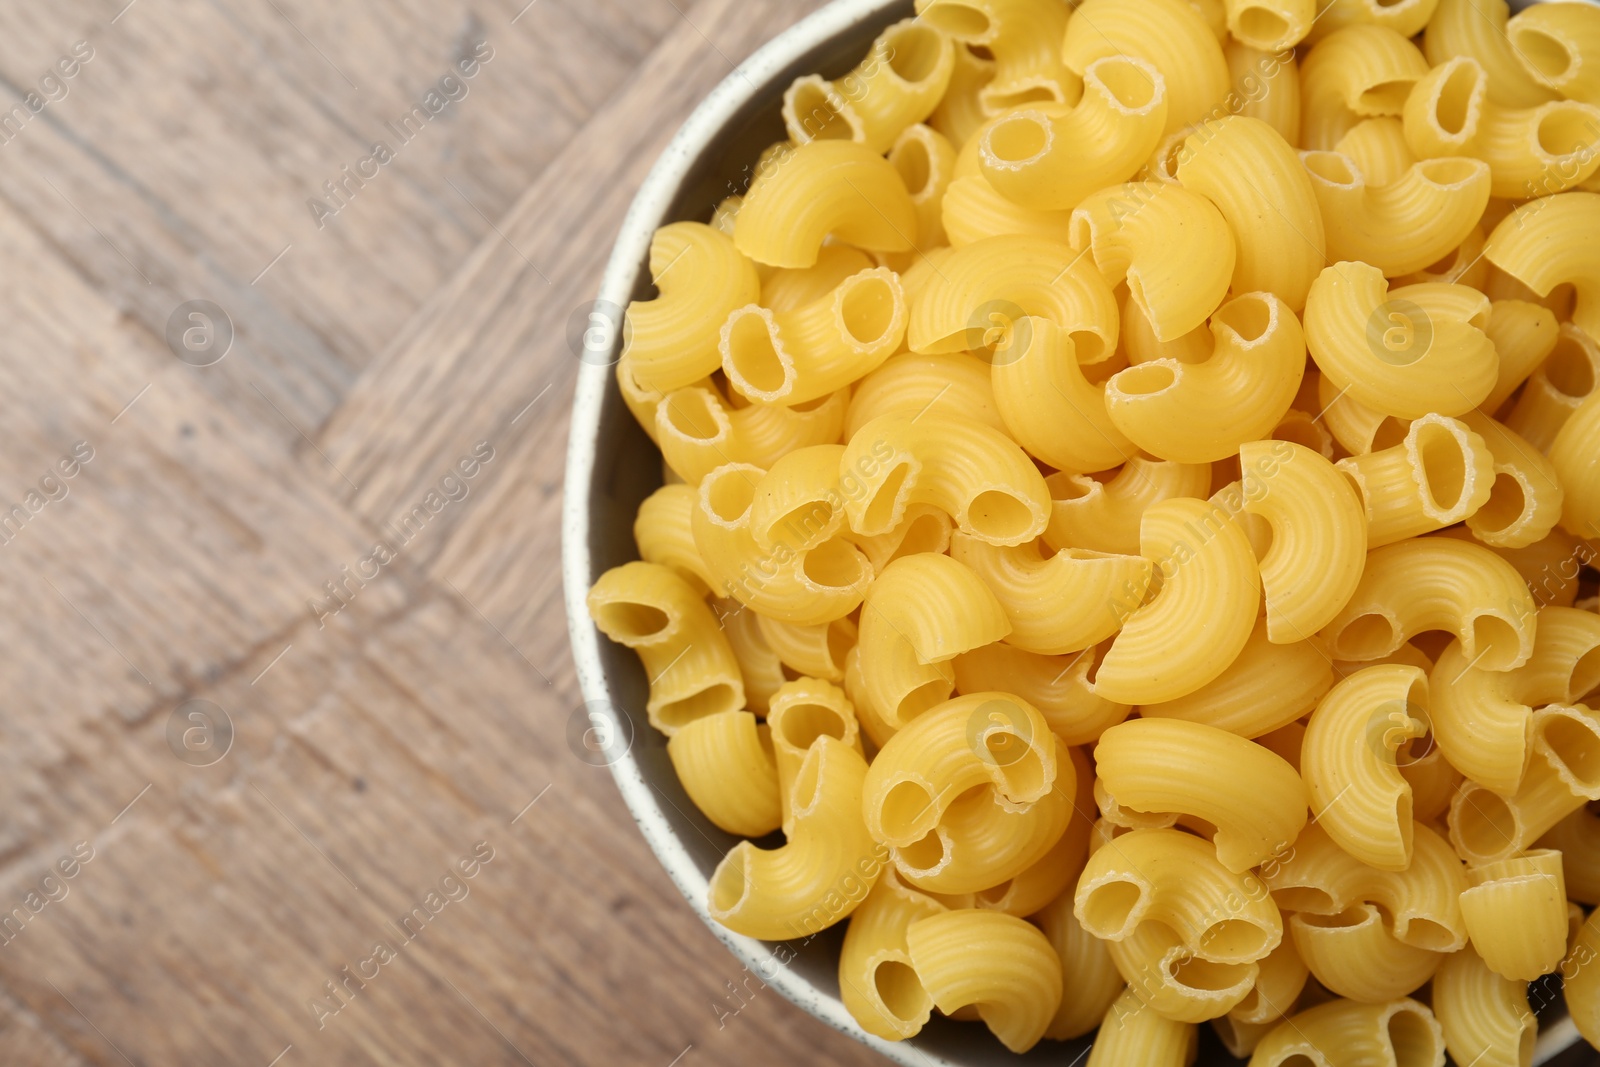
(904, 909, 1063, 1053)
(991, 316, 1137, 474)
(1457, 409, 1565, 549)
(1226, 40, 1301, 145)
(1222, 0, 1313, 51)
(1507, 0, 1600, 107)
(1141, 617, 1334, 737)
(845, 352, 1003, 439)
(767, 678, 862, 834)
(1107, 918, 1259, 1023)
(1290, 905, 1445, 1002)
(857, 553, 1007, 732)
(1043, 457, 1212, 557)
(781, 19, 955, 153)
(720, 267, 906, 405)
(1176, 117, 1325, 311)
(748, 444, 849, 552)
(1484, 191, 1600, 344)
(1062, 0, 1230, 136)
(1459, 849, 1567, 981)
(1106, 294, 1305, 464)
(1551, 391, 1600, 541)
(667, 711, 781, 836)
(949, 533, 1152, 655)
(1036, 889, 1124, 1041)
(1263, 822, 1468, 951)
(755, 614, 856, 683)
(1301, 152, 1491, 277)
(1249, 997, 1445, 1067)
(953, 641, 1131, 745)
(1432, 947, 1535, 1067)
(1505, 322, 1600, 452)
(1237, 441, 1367, 640)
(1076, 827, 1283, 962)
(1300, 25, 1430, 150)
(1403, 56, 1600, 199)
(1425, 0, 1556, 109)
(839, 869, 944, 1041)
(622, 222, 761, 392)
(1319, 536, 1537, 671)
(1094, 718, 1308, 872)
(841, 413, 1052, 545)
(733, 140, 918, 268)
(1335, 414, 1495, 549)
(1096, 496, 1262, 705)
(915, 0, 1077, 114)
(1449, 704, 1600, 865)
(1070, 182, 1237, 342)
(1431, 605, 1600, 797)
(978, 56, 1168, 210)
(906, 233, 1120, 361)
(708, 737, 882, 939)
(654, 382, 846, 484)
(863, 690, 1058, 846)
(1305, 262, 1498, 418)
(692, 463, 872, 625)
(1302, 664, 1429, 870)
(586, 561, 744, 732)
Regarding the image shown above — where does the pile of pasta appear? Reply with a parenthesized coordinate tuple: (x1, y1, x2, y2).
(585, 0, 1600, 1062)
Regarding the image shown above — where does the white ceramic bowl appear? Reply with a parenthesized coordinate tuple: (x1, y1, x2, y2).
(562, 1, 1587, 1061)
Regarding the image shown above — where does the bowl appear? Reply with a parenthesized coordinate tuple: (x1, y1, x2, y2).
(562, 1, 1588, 1061)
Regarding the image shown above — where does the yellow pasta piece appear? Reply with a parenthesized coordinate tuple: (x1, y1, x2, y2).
(1088, 986, 1200, 1065)
(1550, 390, 1600, 543)
(1306, 0, 1440, 43)
(1538, 805, 1600, 905)
(654, 382, 846, 484)
(1104, 293, 1305, 464)
(1457, 409, 1565, 549)
(1484, 299, 1561, 413)
(1460, 849, 1567, 981)
(928, 42, 995, 149)
(1035, 889, 1124, 1041)
(1141, 617, 1333, 738)
(1425, 0, 1558, 110)
(1043, 458, 1212, 557)
(1507, 0, 1600, 107)
(782, 19, 955, 153)
(1300, 25, 1431, 150)
(846, 504, 955, 577)
(977, 56, 1167, 211)
(1108, 917, 1259, 1023)
(586, 561, 744, 733)
(1248, 997, 1445, 1066)
(1223, 0, 1313, 51)
(939, 171, 1076, 247)
(1336, 414, 1494, 549)
(845, 351, 1002, 439)
(759, 243, 874, 314)
(1063, 0, 1231, 136)
(708, 737, 881, 939)
(1290, 904, 1445, 1002)
(1071, 182, 1236, 343)
(767, 677, 861, 834)
(1569, 907, 1600, 1049)
(1225, 41, 1300, 146)
(734, 140, 917, 268)
(890, 124, 956, 250)
(719, 602, 785, 713)
(634, 483, 719, 597)
(755, 614, 855, 684)
(990, 315, 1137, 475)
(1505, 322, 1600, 453)
(668, 711, 782, 837)
(904, 909, 1063, 1053)
(1304, 262, 1498, 419)
(952, 641, 1130, 745)
(1227, 937, 1309, 1034)
(1095, 718, 1307, 873)
(1096, 496, 1262, 705)
(916, 0, 1076, 114)
(1484, 191, 1600, 345)
(839, 868, 944, 1041)
(747, 443, 851, 553)
(1433, 947, 1535, 1067)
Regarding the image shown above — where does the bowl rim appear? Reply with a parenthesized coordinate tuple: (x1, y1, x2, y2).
(560, 0, 1583, 1062)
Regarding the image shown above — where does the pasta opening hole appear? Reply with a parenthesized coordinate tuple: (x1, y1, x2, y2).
(1086, 641, 1110, 686)
(1199, 919, 1271, 961)
(792, 744, 825, 811)
(1272, 412, 1329, 454)
(1071, 329, 1109, 367)
(985, 114, 1049, 165)
(1236, 7, 1291, 48)
(802, 539, 867, 590)
(657, 684, 738, 732)
(1170, 954, 1251, 993)
(1416, 157, 1483, 188)
(1545, 334, 1597, 398)
(776, 702, 847, 751)
(1092, 56, 1162, 111)
(789, 80, 853, 142)
(724, 314, 791, 396)
(1537, 105, 1599, 159)
(664, 389, 726, 441)
(1542, 713, 1600, 789)
(896, 828, 946, 872)
(1358, 79, 1415, 114)
(1302, 151, 1359, 186)
(884, 24, 944, 84)
(1474, 472, 1528, 534)
(919, 3, 990, 39)
(1454, 788, 1517, 856)
(873, 960, 931, 1023)
(880, 780, 937, 842)
(1214, 295, 1273, 344)
(593, 602, 670, 642)
(894, 511, 950, 560)
(1273, 887, 1335, 913)
(864, 463, 913, 532)
(985, 82, 1066, 111)
(897, 680, 951, 726)
(840, 277, 899, 347)
(1413, 421, 1471, 515)
(709, 850, 747, 913)
(1297, 904, 1372, 930)
(1468, 613, 1523, 671)
(1371, 417, 1408, 451)
(965, 490, 1037, 543)
(1570, 644, 1600, 705)
(1433, 61, 1481, 136)
(1080, 879, 1143, 934)
(1332, 613, 1400, 659)
(1387, 1007, 1442, 1067)
(1046, 472, 1097, 503)
(1515, 28, 1575, 83)
(991, 739, 1046, 800)
(1402, 917, 1456, 952)
(1112, 363, 1177, 398)
(892, 136, 932, 197)
(703, 468, 758, 524)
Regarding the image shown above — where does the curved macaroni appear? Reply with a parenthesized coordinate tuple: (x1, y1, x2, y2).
(1459, 849, 1567, 981)
(1141, 617, 1334, 737)
(667, 711, 782, 837)
(990, 315, 1137, 475)
(1432, 947, 1535, 1067)
(624, 222, 761, 393)
(1335, 414, 1495, 549)
(1248, 997, 1445, 1067)
(782, 19, 956, 153)
(904, 909, 1063, 1053)
(838, 869, 944, 1041)
(1483, 191, 1600, 345)
(734, 140, 918, 268)
(1062, 0, 1230, 136)
(1424, 0, 1556, 109)
(1300, 25, 1430, 150)
(1043, 457, 1212, 557)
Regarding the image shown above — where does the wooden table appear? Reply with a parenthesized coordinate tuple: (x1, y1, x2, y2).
(0, 0, 890, 1062)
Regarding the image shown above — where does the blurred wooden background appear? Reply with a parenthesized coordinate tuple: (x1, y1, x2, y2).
(0, 0, 898, 1063)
